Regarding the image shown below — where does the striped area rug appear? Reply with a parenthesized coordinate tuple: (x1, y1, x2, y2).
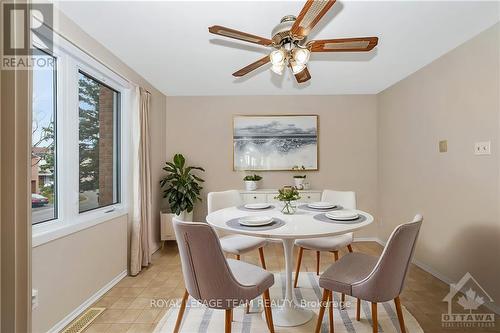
(154, 272, 423, 333)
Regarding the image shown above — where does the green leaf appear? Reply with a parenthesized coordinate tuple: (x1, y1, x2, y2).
(173, 154, 185, 169)
(165, 162, 177, 170)
(192, 175, 205, 183)
(186, 166, 205, 172)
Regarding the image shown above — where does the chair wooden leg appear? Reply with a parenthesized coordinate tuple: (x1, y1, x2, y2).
(333, 251, 345, 307)
(356, 298, 361, 321)
(263, 289, 275, 333)
(315, 289, 330, 333)
(394, 296, 407, 333)
(262, 296, 271, 330)
(258, 247, 267, 269)
(225, 309, 232, 333)
(328, 291, 334, 333)
(294, 247, 304, 288)
(236, 254, 240, 260)
(174, 289, 189, 333)
(347, 244, 353, 253)
(246, 302, 250, 314)
(316, 251, 321, 275)
(371, 302, 378, 333)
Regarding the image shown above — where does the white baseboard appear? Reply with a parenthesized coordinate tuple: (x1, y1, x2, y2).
(48, 270, 127, 333)
(150, 241, 162, 255)
(353, 237, 500, 315)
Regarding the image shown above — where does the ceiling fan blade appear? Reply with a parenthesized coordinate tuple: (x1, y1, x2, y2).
(290, 0, 336, 39)
(309, 37, 378, 52)
(293, 66, 312, 83)
(209, 25, 273, 46)
(233, 56, 270, 77)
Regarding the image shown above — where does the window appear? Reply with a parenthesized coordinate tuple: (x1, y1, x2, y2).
(78, 71, 120, 213)
(31, 34, 127, 234)
(31, 48, 57, 224)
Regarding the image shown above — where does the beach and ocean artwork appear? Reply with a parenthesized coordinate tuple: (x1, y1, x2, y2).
(233, 115, 318, 171)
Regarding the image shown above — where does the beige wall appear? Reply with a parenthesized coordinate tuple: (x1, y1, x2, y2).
(165, 95, 379, 237)
(378, 23, 500, 308)
(32, 215, 127, 332)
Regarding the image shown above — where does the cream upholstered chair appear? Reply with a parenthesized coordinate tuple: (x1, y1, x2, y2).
(172, 218, 275, 333)
(207, 190, 268, 267)
(294, 190, 356, 288)
(315, 215, 423, 333)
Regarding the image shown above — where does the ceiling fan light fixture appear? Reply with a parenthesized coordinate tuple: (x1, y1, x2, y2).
(271, 63, 285, 75)
(292, 47, 310, 65)
(290, 60, 306, 74)
(269, 48, 286, 65)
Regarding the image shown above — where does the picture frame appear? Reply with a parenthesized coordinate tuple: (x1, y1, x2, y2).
(233, 115, 319, 171)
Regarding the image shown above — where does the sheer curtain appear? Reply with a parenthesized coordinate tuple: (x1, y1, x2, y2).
(130, 87, 152, 276)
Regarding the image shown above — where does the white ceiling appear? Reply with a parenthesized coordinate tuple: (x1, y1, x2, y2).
(55, 1, 500, 96)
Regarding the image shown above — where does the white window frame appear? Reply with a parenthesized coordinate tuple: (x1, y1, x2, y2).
(32, 31, 132, 247)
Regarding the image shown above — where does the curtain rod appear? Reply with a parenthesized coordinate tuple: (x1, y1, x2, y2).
(40, 19, 152, 95)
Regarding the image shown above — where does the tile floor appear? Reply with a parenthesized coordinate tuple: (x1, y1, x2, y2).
(69, 241, 499, 333)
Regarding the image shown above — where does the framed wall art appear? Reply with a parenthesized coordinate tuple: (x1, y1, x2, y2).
(233, 115, 318, 171)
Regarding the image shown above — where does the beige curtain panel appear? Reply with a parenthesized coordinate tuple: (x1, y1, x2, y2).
(130, 87, 153, 276)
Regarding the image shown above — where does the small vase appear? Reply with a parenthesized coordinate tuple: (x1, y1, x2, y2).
(281, 200, 297, 215)
(244, 181, 257, 191)
(294, 178, 305, 190)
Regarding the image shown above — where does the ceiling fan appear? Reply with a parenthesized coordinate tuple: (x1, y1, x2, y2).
(208, 0, 378, 84)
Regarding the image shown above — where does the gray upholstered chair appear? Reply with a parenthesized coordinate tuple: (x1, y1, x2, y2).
(172, 218, 275, 333)
(294, 190, 356, 289)
(315, 214, 423, 333)
(208, 190, 268, 267)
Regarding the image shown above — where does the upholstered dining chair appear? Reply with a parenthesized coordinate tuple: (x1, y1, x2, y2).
(315, 214, 423, 333)
(208, 190, 268, 268)
(294, 190, 356, 289)
(172, 218, 275, 333)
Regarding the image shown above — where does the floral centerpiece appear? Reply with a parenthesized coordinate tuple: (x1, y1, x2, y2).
(275, 186, 301, 215)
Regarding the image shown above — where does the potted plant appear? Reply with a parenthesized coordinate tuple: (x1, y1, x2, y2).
(243, 174, 262, 191)
(275, 186, 301, 215)
(292, 165, 306, 190)
(160, 153, 205, 221)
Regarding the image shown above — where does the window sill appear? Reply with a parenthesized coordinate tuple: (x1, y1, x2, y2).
(32, 209, 128, 248)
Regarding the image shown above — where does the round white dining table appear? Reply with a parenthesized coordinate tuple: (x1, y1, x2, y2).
(206, 204, 373, 327)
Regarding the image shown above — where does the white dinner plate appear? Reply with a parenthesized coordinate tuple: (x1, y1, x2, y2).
(326, 210, 359, 220)
(308, 202, 337, 209)
(238, 216, 274, 227)
(244, 203, 271, 210)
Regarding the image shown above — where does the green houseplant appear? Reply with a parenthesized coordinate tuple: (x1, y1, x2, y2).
(160, 154, 205, 220)
(275, 186, 301, 214)
(243, 174, 262, 191)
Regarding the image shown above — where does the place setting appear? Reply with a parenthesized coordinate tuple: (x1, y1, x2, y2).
(298, 201, 341, 212)
(313, 209, 367, 224)
(237, 202, 275, 212)
(226, 215, 286, 231)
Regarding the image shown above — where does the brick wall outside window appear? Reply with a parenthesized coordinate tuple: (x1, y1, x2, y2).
(97, 86, 114, 206)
